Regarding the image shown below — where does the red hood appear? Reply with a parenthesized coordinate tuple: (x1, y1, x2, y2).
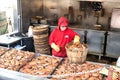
(58, 16, 69, 27)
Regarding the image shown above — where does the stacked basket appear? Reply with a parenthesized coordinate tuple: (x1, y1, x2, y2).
(33, 25, 50, 55)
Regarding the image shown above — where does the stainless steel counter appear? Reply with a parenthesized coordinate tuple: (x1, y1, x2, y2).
(0, 68, 49, 80)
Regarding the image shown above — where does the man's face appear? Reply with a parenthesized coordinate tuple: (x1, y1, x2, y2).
(60, 26, 67, 31)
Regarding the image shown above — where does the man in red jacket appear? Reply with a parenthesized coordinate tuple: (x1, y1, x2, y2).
(49, 16, 80, 58)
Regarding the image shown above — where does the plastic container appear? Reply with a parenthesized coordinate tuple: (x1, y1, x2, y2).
(116, 56, 120, 67)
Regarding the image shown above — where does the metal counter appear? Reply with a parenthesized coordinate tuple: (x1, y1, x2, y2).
(106, 31, 120, 58)
(0, 68, 49, 80)
(86, 29, 105, 56)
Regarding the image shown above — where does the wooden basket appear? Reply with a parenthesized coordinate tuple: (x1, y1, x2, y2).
(65, 42, 88, 64)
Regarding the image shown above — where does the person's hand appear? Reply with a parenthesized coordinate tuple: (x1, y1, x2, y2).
(51, 43, 60, 52)
(73, 35, 80, 44)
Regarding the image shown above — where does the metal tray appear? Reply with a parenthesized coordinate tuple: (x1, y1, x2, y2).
(47, 58, 64, 79)
(51, 58, 105, 79)
(0, 49, 35, 71)
(19, 54, 63, 78)
(0, 46, 10, 56)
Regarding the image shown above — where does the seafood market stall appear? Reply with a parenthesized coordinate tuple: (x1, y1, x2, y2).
(0, 46, 119, 80)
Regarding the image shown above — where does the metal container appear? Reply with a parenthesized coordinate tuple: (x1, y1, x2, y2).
(110, 8, 120, 31)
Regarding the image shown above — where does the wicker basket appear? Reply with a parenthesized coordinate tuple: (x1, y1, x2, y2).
(65, 42, 88, 64)
(33, 25, 50, 55)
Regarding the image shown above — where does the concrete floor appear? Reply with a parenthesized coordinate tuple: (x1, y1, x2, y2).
(86, 54, 117, 65)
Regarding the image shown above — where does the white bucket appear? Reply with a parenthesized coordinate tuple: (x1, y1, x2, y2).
(116, 56, 120, 67)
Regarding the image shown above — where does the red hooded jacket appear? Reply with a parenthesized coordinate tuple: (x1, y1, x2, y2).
(49, 16, 78, 57)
